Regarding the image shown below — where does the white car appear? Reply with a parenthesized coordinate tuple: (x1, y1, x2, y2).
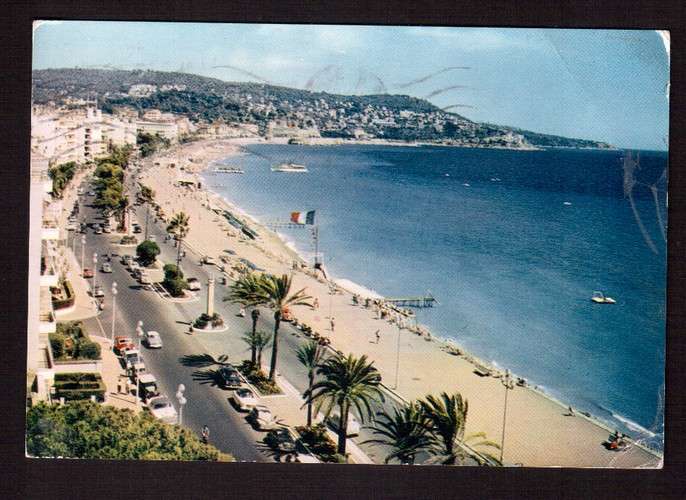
(123, 349, 142, 370)
(147, 396, 178, 424)
(186, 278, 201, 291)
(326, 411, 361, 436)
(249, 405, 278, 430)
(101, 262, 112, 273)
(232, 387, 258, 411)
(139, 271, 152, 286)
(202, 256, 216, 266)
(143, 330, 163, 349)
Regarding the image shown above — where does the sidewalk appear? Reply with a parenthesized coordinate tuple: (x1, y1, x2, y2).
(54, 244, 98, 322)
(90, 333, 141, 413)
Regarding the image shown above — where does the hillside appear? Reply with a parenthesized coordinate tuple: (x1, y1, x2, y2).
(32, 68, 613, 149)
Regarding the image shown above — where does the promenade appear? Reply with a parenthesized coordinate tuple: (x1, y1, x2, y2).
(136, 139, 661, 468)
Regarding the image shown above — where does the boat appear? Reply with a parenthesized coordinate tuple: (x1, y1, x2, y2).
(591, 291, 616, 304)
(271, 163, 308, 173)
(214, 166, 244, 174)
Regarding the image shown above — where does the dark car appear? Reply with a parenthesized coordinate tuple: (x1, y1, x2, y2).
(218, 365, 242, 388)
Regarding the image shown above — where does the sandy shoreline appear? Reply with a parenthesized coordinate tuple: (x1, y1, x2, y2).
(138, 137, 661, 467)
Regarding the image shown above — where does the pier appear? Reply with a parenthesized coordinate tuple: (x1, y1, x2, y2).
(385, 293, 438, 308)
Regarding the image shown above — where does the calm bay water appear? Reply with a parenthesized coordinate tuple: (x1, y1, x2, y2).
(203, 144, 667, 448)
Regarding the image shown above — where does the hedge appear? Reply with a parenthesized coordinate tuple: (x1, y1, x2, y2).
(50, 322, 101, 361)
(53, 373, 106, 402)
(52, 280, 75, 310)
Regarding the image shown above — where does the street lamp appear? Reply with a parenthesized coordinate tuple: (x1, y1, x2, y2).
(176, 384, 187, 426)
(110, 282, 118, 348)
(92, 253, 98, 292)
(80, 235, 86, 275)
(499, 369, 515, 464)
(135, 321, 144, 408)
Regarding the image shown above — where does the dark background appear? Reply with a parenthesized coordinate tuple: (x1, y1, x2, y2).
(1, 1, 684, 498)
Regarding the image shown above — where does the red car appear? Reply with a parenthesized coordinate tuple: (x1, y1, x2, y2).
(114, 336, 135, 355)
(83, 268, 94, 278)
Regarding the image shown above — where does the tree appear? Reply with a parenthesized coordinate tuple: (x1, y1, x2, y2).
(167, 212, 190, 268)
(295, 339, 326, 428)
(363, 402, 435, 464)
(26, 401, 232, 461)
(419, 392, 500, 465)
(226, 273, 312, 381)
(136, 240, 160, 267)
(111, 195, 129, 232)
(162, 263, 188, 297)
(241, 330, 272, 366)
(307, 353, 384, 455)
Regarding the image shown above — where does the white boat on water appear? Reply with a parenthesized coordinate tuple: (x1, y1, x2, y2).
(214, 166, 244, 174)
(591, 291, 616, 304)
(271, 163, 308, 173)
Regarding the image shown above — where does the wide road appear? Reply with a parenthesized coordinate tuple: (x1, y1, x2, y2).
(75, 170, 438, 465)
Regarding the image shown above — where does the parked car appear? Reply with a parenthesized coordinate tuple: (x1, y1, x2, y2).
(249, 405, 279, 431)
(102, 225, 112, 233)
(139, 271, 152, 286)
(132, 268, 142, 280)
(186, 278, 202, 291)
(128, 361, 147, 381)
(143, 330, 163, 349)
(94, 225, 103, 235)
(121, 254, 134, 266)
(138, 373, 160, 402)
(114, 336, 135, 355)
(101, 262, 112, 273)
(325, 411, 361, 436)
(123, 349, 142, 370)
(218, 366, 242, 388)
(92, 285, 104, 298)
(83, 268, 94, 278)
(232, 387, 258, 411)
(133, 224, 142, 234)
(87, 191, 96, 196)
(147, 396, 178, 424)
(79, 223, 87, 233)
(202, 256, 216, 266)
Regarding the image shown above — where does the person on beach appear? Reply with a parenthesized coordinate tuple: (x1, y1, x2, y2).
(375, 330, 380, 343)
(312, 298, 319, 310)
(239, 307, 246, 317)
(330, 317, 335, 333)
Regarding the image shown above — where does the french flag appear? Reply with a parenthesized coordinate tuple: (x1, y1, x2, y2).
(290, 210, 316, 225)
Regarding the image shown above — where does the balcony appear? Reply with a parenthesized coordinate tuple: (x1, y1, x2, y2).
(40, 242, 59, 288)
(39, 288, 56, 334)
(41, 220, 60, 241)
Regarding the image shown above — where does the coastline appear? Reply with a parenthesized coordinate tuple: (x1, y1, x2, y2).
(138, 137, 662, 467)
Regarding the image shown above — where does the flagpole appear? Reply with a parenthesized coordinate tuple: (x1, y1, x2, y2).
(314, 225, 319, 268)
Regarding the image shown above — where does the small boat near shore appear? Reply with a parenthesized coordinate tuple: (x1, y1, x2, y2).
(214, 166, 244, 174)
(271, 163, 308, 173)
(591, 291, 616, 304)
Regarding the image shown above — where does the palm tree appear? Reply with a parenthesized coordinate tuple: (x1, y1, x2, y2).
(295, 340, 326, 428)
(363, 402, 435, 465)
(307, 353, 385, 455)
(241, 330, 272, 367)
(251, 308, 260, 338)
(166, 212, 190, 267)
(112, 195, 129, 232)
(419, 392, 500, 465)
(226, 273, 312, 380)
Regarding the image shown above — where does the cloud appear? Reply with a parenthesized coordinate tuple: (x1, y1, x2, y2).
(405, 27, 536, 51)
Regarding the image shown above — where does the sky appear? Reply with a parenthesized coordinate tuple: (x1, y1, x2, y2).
(33, 22, 670, 150)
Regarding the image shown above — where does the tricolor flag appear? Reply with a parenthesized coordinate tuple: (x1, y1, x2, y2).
(290, 210, 316, 225)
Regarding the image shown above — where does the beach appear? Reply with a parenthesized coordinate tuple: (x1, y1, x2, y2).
(138, 138, 662, 468)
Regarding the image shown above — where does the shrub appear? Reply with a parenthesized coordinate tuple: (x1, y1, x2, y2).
(120, 235, 138, 245)
(79, 341, 101, 360)
(136, 240, 160, 267)
(52, 280, 75, 310)
(163, 263, 183, 280)
(237, 360, 281, 395)
(295, 424, 342, 463)
(53, 373, 106, 402)
(162, 263, 188, 297)
(49, 332, 66, 359)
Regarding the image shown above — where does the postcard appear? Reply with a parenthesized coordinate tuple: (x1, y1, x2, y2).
(27, 22, 668, 468)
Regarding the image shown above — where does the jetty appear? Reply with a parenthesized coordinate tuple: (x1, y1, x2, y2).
(385, 293, 438, 308)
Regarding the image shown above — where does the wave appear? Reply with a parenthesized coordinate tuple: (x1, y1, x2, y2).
(611, 412, 658, 438)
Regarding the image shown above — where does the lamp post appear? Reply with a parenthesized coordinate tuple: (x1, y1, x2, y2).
(110, 282, 118, 348)
(80, 235, 86, 275)
(500, 369, 515, 464)
(176, 384, 187, 426)
(135, 321, 144, 408)
(92, 253, 98, 292)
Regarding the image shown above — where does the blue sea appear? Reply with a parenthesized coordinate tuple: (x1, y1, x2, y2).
(202, 144, 667, 449)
